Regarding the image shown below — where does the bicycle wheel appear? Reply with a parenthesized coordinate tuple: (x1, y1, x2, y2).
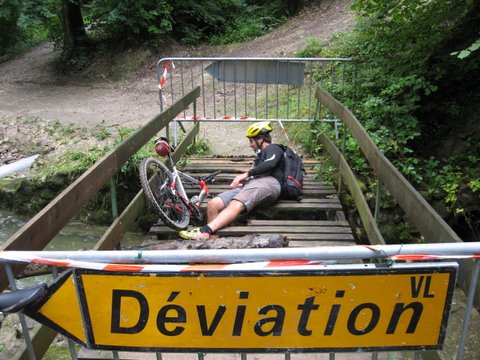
(139, 158, 190, 230)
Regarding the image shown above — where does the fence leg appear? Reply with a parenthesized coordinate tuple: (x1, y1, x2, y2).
(4, 264, 37, 360)
(374, 179, 383, 223)
(374, 150, 384, 223)
(457, 259, 480, 360)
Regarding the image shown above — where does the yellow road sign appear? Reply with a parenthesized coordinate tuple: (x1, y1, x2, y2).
(26, 263, 457, 353)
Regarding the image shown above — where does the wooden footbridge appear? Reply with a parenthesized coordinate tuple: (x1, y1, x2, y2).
(149, 156, 356, 247)
(1, 58, 479, 360)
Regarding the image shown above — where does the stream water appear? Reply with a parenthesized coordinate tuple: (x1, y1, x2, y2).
(0, 210, 147, 250)
(0, 209, 149, 288)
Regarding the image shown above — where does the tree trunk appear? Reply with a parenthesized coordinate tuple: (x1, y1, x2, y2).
(17, 234, 289, 278)
(136, 233, 289, 250)
(62, 0, 87, 50)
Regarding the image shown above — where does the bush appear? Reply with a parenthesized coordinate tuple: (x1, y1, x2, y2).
(307, 0, 480, 224)
(87, 0, 173, 41)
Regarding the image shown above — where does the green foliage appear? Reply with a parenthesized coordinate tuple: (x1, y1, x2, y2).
(208, 1, 286, 45)
(0, 0, 22, 54)
(86, 0, 172, 41)
(451, 37, 480, 59)
(347, 0, 479, 153)
(92, 127, 112, 140)
(1, 0, 296, 62)
(295, 38, 323, 58)
(0, 0, 55, 60)
(170, 0, 238, 44)
(186, 138, 210, 156)
(293, 0, 480, 227)
(113, 127, 157, 176)
(312, 156, 337, 183)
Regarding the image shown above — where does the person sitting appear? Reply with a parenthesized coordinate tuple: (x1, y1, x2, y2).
(178, 121, 284, 240)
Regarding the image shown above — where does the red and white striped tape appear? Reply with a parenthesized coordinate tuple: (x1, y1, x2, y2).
(390, 254, 480, 261)
(175, 116, 258, 121)
(158, 61, 176, 105)
(0, 252, 327, 273)
(0, 251, 478, 273)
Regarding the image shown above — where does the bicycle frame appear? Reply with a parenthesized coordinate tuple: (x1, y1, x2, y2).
(164, 155, 212, 218)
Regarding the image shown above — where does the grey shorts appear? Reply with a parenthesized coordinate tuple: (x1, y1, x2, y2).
(218, 176, 281, 213)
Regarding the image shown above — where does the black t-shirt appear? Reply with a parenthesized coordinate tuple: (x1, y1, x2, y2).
(247, 144, 284, 184)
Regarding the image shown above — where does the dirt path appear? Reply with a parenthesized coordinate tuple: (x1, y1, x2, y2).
(0, 0, 354, 160)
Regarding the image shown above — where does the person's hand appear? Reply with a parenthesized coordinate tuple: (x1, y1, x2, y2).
(230, 172, 249, 189)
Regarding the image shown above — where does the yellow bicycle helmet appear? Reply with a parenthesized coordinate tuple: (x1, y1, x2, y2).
(245, 121, 273, 138)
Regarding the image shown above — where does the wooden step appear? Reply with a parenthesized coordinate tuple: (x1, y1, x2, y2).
(184, 186, 336, 198)
(150, 226, 354, 242)
(195, 198, 343, 211)
(150, 218, 354, 242)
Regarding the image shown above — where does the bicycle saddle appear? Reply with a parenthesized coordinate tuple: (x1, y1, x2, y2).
(154, 137, 176, 157)
(0, 284, 47, 313)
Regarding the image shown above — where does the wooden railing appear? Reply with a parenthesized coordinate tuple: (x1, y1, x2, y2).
(315, 87, 478, 306)
(1, 86, 201, 359)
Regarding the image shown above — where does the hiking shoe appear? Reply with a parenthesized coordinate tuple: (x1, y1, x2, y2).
(178, 227, 211, 240)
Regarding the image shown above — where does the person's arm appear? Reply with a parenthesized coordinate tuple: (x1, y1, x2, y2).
(230, 172, 249, 189)
(247, 145, 283, 177)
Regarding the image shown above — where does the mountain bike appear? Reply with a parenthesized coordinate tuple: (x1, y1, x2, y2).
(139, 137, 221, 230)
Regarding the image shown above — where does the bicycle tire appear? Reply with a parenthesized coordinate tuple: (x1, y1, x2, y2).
(139, 157, 190, 230)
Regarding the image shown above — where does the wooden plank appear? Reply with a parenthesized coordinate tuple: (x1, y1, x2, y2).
(217, 226, 353, 234)
(247, 220, 350, 226)
(317, 87, 461, 245)
(319, 134, 384, 246)
(150, 225, 351, 236)
(184, 165, 251, 173)
(95, 189, 145, 250)
(151, 224, 352, 234)
(198, 203, 342, 211)
(12, 325, 57, 360)
(183, 178, 334, 185)
(189, 157, 321, 164)
(281, 233, 354, 240)
(185, 187, 336, 197)
(289, 240, 357, 247)
(188, 182, 335, 189)
(152, 231, 355, 246)
(185, 165, 326, 174)
(172, 123, 200, 164)
(269, 202, 341, 210)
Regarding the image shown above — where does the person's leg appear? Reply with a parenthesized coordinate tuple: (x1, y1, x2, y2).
(178, 200, 245, 240)
(208, 200, 245, 232)
(206, 196, 226, 223)
(178, 189, 242, 240)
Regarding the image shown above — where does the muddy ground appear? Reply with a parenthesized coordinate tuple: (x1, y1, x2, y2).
(0, 0, 354, 162)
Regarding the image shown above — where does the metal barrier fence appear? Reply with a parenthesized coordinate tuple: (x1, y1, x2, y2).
(155, 57, 354, 144)
(0, 243, 479, 360)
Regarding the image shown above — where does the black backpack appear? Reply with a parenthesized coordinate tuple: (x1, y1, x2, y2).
(278, 145, 305, 201)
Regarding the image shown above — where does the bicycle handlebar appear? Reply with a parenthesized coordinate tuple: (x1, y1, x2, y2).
(200, 170, 222, 183)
